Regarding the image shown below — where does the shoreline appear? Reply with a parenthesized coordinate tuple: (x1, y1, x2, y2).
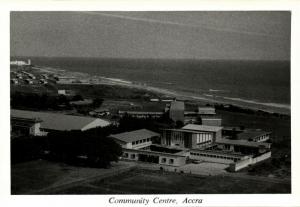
(31, 65, 290, 116)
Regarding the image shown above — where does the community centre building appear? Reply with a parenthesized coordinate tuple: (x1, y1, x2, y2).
(111, 122, 272, 171)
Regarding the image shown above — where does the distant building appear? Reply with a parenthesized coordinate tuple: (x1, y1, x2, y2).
(11, 109, 111, 133)
(198, 107, 216, 115)
(11, 117, 43, 136)
(216, 138, 271, 154)
(201, 116, 222, 126)
(169, 100, 185, 123)
(118, 111, 164, 119)
(57, 89, 75, 96)
(10, 59, 31, 66)
(236, 130, 271, 142)
(90, 108, 110, 117)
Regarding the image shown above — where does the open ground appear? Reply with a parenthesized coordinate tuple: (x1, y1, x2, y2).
(11, 159, 290, 194)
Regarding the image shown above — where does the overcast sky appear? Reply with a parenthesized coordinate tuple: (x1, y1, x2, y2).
(10, 11, 291, 60)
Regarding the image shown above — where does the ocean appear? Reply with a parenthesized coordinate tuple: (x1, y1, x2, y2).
(22, 57, 291, 114)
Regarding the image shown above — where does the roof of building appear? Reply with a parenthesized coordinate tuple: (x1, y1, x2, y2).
(198, 107, 216, 115)
(201, 116, 222, 120)
(216, 138, 271, 148)
(182, 124, 223, 132)
(237, 130, 271, 140)
(119, 111, 164, 115)
(190, 148, 247, 158)
(11, 109, 110, 131)
(110, 129, 160, 143)
(163, 128, 209, 134)
(170, 101, 185, 111)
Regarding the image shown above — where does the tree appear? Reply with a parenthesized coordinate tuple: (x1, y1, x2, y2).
(46, 128, 122, 168)
(72, 94, 84, 101)
(92, 98, 104, 108)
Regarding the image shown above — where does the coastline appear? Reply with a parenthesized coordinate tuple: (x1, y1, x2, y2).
(32, 65, 291, 116)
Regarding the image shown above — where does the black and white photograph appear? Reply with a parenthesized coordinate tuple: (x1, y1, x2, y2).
(8, 10, 292, 197)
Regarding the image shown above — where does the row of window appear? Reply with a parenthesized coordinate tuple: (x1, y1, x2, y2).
(190, 152, 239, 161)
(252, 135, 269, 141)
(161, 158, 174, 164)
(132, 138, 151, 145)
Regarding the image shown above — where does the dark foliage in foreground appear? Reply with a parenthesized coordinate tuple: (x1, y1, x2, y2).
(11, 126, 122, 168)
(11, 136, 48, 164)
(47, 127, 122, 168)
(11, 92, 71, 110)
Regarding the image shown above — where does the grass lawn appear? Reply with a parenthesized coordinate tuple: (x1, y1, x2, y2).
(54, 168, 291, 194)
(11, 159, 135, 195)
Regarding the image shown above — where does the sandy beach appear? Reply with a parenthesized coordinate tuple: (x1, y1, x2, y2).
(31, 65, 290, 115)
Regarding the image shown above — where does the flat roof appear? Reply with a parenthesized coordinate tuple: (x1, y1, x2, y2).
(216, 138, 271, 148)
(11, 109, 110, 131)
(110, 129, 160, 143)
(201, 116, 222, 120)
(198, 107, 216, 115)
(237, 130, 271, 140)
(190, 149, 247, 158)
(182, 124, 223, 132)
(163, 128, 211, 134)
(119, 111, 164, 115)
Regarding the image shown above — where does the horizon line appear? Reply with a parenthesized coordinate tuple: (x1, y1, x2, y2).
(10, 55, 291, 62)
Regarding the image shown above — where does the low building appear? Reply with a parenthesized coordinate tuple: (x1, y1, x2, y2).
(11, 117, 43, 136)
(10, 59, 31, 66)
(198, 107, 216, 115)
(236, 130, 271, 142)
(11, 109, 111, 133)
(182, 124, 223, 142)
(109, 129, 160, 149)
(189, 149, 250, 164)
(57, 89, 75, 96)
(118, 111, 164, 119)
(216, 138, 271, 154)
(122, 148, 187, 167)
(55, 76, 77, 84)
(201, 116, 222, 126)
(90, 108, 110, 117)
(161, 128, 213, 149)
